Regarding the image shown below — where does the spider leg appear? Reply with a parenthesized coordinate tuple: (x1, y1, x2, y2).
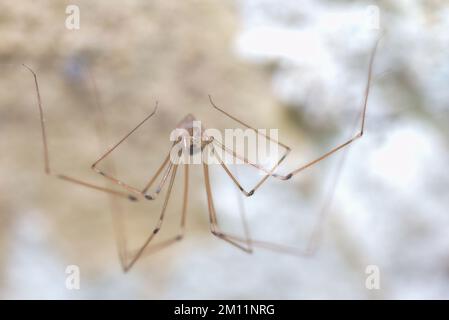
(128, 164, 189, 261)
(205, 132, 352, 257)
(274, 38, 379, 180)
(203, 162, 253, 253)
(87, 68, 187, 271)
(23, 64, 139, 201)
(121, 164, 180, 272)
(210, 143, 274, 197)
(219, 148, 347, 257)
(207, 96, 290, 195)
(208, 37, 380, 186)
(90, 101, 160, 197)
(90, 104, 182, 201)
(140, 148, 177, 200)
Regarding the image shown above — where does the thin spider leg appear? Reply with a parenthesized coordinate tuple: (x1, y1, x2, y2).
(273, 38, 379, 180)
(122, 164, 179, 272)
(304, 103, 359, 254)
(141, 153, 175, 200)
(22, 64, 138, 202)
(90, 101, 159, 198)
(212, 64, 380, 179)
(91, 103, 158, 167)
(131, 164, 189, 260)
(85, 70, 186, 269)
(211, 139, 281, 175)
(203, 163, 253, 253)
(304, 146, 349, 255)
(208, 95, 290, 151)
(203, 157, 306, 256)
(211, 68, 376, 179)
(222, 235, 311, 256)
(86, 68, 180, 268)
(233, 165, 252, 250)
(95, 141, 179, 200)
(209, 37, 380, 184)
(110, 194, 128, 268)
(212, 132, 354, 257)
(141, 152, 171, 195)
(86, 67, 130, 267)
(141, 137, 185, 199)
(211, 143, 273, 196)
(207, 97, 290, 195)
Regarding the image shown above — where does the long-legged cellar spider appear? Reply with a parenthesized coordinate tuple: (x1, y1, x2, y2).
(22, 39, 379, 272)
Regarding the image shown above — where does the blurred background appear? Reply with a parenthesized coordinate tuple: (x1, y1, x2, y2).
(0, 0, 448, 299)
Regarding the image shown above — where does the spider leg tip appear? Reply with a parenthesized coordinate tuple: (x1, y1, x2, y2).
(208, 94, 217, 106)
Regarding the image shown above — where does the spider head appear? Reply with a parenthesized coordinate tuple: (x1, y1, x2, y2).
(176, 114, 212, 156)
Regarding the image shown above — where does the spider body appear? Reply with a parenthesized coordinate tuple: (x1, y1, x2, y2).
(175, 113, 211, 157)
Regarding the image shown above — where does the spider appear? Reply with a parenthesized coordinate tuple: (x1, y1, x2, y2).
(22, 39, 379, 272)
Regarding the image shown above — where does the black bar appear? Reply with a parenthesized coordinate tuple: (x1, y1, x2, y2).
(0, 300, 447, 318)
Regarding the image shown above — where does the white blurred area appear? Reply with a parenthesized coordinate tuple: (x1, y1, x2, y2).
(1, 1, 449, 299)
(222, 0, 449, 299)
